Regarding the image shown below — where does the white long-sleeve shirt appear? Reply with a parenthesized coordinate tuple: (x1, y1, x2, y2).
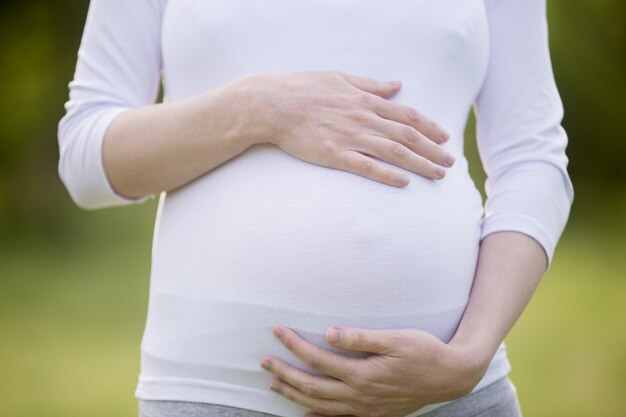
(58, 1, 574, 416)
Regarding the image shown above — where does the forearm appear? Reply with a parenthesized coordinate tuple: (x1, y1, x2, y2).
(102, 73, 278, 198)
(450, 231, 548, 370)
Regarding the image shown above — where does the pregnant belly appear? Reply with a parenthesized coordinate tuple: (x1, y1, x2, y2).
(142, 142, 484, 387)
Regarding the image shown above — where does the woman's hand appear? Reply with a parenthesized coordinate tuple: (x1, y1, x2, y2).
(261, 325, 489, 417)
(261, 232, 548, 417)
(256, 71, 455, 187)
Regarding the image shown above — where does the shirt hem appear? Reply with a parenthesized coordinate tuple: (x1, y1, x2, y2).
(134, 354, 511, 417)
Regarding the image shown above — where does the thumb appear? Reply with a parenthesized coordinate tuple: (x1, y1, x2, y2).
(326, 326, 395, 355)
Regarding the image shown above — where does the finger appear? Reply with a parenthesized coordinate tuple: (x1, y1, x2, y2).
(261, 356, 357, 401)
(269, 379, 355, 416)
(330, 150, 414, 187)
(348, 135, 446, 181)
(272, 325, 363, 384)
(326, 326, 398, 355)
(337, 71, 401, 99)
(363, 117, 455, 168)
(374, 101, 450, 144)
(305, 414, 357, 417)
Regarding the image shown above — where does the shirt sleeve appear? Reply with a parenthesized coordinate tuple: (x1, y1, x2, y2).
(57, 0, 166, 210)
(475, 0, 575, 270)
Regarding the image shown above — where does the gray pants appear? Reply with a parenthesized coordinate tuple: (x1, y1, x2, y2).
(138, 377, 522, 417)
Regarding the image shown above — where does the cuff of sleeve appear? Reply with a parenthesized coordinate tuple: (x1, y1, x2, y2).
(59, 106, 151, 210)
(480, 212, 555, 271)
(95, 108, 151, 208)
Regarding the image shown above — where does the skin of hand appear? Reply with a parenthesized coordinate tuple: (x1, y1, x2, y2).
(261, 231, 548, 417)
(264, 70, 455, 187)
(103, 71, 453, 198)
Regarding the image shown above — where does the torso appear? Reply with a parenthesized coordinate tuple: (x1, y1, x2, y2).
(137, 2, 507, 416)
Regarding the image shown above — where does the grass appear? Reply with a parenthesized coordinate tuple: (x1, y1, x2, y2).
(0, 198, 624, 417)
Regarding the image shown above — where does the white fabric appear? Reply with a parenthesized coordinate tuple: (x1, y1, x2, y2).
(58, 1, 573, 416)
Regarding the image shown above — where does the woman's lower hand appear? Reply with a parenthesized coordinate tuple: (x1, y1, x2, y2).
(251, 70, 455, 187)
(260, 325, 490, 417)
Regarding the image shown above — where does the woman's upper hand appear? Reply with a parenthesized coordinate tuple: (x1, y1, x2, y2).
(261, 325, 490, 417)
(253, 71, 455, 187)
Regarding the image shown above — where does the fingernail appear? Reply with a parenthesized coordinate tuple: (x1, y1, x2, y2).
(388, 80, 401, 87)
(435, 167, 445, 179)
(397, 175, 410, 186)
(269, 380, 281, 391)
(260, 358, 271, 370)
(327, 327, 342, 344)
(272, 326, 284, 338)
(444, 153, 455, 167)
(441, 131, 450, 142)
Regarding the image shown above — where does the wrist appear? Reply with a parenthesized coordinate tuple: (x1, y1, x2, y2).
(226, 72, 286, 147)
(432, 338, 490, 399)
(448, 330, 500, 379)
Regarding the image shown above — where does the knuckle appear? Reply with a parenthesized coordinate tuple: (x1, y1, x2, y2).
(301, 381, 321, 397)
(370, 95, 385, 110)
(406, 107, 421, 123)
(346, 110, 373, 124)
(357, 93, 375, 107)
(312, 404, 331, 415)
(350, 373, 369, 391)
(390, 142, 406, 158)
(326, 151, 355, 171)
(340, 366, 361, 387)
(403, 126, 420, 143)
(283, 388, 296, 401)
(328, 149, 348, 169)
(319, 141, 338, 158)
(360, 395, 379, 407)
(337, 123, 359, 138)
(359, 369, 381, 391)
(360, 158, 375, 174)
(271, 363, 285, 378)
(353, 331, 369, 347)
(327, 94, 348, 111)
(303, 354, 322, 370)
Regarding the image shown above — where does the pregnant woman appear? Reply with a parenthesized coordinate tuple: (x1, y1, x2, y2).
(58, 0, 574, 416)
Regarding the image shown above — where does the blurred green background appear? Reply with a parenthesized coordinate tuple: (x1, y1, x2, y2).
(0, 1, 624, 416)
